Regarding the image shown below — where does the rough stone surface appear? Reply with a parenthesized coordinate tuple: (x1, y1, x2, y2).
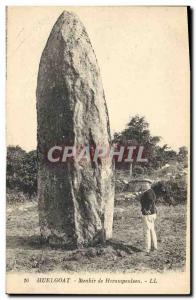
(36, 11, 114, 248)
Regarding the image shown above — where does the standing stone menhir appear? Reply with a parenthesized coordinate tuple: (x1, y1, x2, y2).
(36, 11, 114, 248)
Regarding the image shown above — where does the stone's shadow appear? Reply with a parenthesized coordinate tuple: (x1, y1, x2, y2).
(106, 239, 141, 254)
(7, 235, 77, 251)
(7, 235, 141, 254)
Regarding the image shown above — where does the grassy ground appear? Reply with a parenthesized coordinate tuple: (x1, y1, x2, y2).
(6, 198, 186, 273)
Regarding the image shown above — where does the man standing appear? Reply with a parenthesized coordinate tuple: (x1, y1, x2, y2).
(140, 180, 158, 253)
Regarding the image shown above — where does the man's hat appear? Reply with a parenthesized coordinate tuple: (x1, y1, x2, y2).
(142, 178, 153, 184)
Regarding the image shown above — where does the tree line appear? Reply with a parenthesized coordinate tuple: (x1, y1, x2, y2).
(6, 115, 188, 198)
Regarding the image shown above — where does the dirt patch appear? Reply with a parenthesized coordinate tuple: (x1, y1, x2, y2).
(6, 198, 186, 273)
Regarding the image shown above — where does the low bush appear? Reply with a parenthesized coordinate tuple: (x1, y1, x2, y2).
(152, 176, 187, 205)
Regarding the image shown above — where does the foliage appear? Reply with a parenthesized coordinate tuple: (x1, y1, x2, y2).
(133, 165, 144, 176)
(178, 146, 188, 168)
(152, 176, 187, 205)
(7, 146, 37, 198)
(113, 115, 161, 145)
(7, 190, 28, 203)
(113, 115, 186, 172)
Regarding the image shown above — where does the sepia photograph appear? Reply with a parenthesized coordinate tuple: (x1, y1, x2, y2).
(6, 6, 190, 294)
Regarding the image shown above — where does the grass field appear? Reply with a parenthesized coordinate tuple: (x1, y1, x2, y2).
(6, 198, 187, 273)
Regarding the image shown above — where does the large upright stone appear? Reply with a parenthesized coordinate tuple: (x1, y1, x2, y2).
(36, 11, 114, 248)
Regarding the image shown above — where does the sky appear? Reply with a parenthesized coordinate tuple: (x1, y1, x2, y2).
(6, 6, 190, 151)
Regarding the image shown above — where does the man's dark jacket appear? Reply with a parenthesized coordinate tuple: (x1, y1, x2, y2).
(140, 188, 157, 215)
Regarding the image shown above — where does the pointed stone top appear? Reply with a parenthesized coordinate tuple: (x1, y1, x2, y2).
(48, 10, 89, 51)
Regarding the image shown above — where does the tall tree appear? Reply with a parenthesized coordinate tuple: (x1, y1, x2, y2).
(113, 115, 178, 171)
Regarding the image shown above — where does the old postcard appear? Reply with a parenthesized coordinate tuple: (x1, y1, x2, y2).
(6, 6, 191, 295)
